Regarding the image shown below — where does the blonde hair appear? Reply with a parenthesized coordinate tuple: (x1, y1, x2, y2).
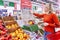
(45, 3, 53, 13)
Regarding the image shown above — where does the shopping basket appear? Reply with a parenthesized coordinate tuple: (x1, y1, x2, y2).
(47, 31, 60, 40)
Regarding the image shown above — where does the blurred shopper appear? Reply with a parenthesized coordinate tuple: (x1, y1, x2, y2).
(33, 3, 60, 40)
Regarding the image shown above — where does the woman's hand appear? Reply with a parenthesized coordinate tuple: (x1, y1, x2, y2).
(43, 22, 49, 26)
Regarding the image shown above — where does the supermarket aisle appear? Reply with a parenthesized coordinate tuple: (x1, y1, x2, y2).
(0, 0, 60, 40)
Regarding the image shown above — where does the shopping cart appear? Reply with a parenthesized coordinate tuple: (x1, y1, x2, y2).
(47, 31, 60, 40)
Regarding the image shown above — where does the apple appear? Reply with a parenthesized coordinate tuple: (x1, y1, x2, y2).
(0, 26, 4, 30)
(1, 31, 6, 35)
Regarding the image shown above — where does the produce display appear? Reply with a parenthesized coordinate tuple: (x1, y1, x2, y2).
(5, 22, 18, 29)
(0, 18, 12, 40)
(0, 16, 30, 40)
(10, 28, 30, 40)
(0, 34, 12, 40)
(0, 26, 7, 35)
(3, 16, 18, 29)
(0, 16, 43, 40)
(3, 16, 19, 32)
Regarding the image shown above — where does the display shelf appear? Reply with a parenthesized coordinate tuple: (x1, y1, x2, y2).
(24, 30, 44, 40)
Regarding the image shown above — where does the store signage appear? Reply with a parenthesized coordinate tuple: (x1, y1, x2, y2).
(21, 0, 32, 9)
(0, 1, 4, 6)
(9, 2, 14, 7)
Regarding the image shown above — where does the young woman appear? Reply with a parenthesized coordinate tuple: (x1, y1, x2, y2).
(33, 4, 60, 40)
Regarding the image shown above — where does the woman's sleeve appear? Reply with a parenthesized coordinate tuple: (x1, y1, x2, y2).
(33, 13, 44, 18)
(49, 23, 56, 27)
(52, 14, 60, 27)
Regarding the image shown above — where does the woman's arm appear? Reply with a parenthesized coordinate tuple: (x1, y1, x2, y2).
(49, 23, 56, 27)
(33, 13, 44, 18)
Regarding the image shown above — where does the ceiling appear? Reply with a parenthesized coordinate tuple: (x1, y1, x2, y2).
(3, 0, 20, 3)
